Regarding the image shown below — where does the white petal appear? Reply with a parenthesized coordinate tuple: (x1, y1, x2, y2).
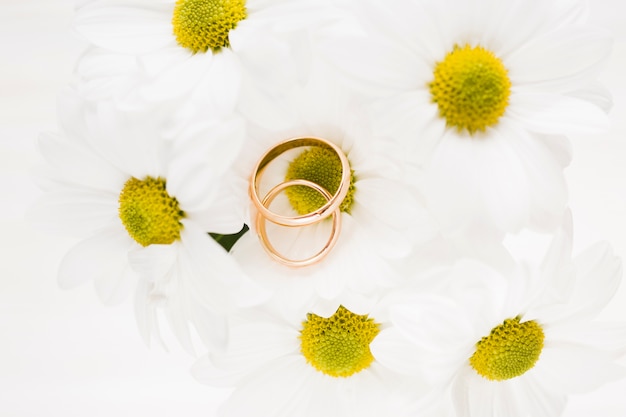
(351, 184, 411, 258)
(548, 321, 626, 353)
(180, 224, 268, 312)
(165, 156, 219, 213)
(320, 35, 424, 96)
(74, 2, 174, 54)
(174, 115, 246, 176)
(564, 242, 622, 321)
(507, 93, 610, 135)
(424, 126, 531, 234)
(191, 50, 242, 115)
(369, 92, 445, 167)
(451, 367, 497, 417)
(133, 278, 157, 347)
(568, 82, 613, 114)
(370, 327, 426, 376)
(390, 298, 471, 355)
(27, 190, 118, 237)
(127, 243, 177, 281)
(540, 134, 572, 169)
(58, 224, 136, 298)
(37, 132, 127, 192)
(516, 373, 567, 417)
(539, 210, 574, 302)
(219, 356, 311, 417)
(505, 127, 568, 231)
(188, 303, 229, 351)
(533, 344, 626, 394)
(186, 177, 246, 234)
(162, 281, 197, 355)
(209, 320, 298, 374)
(354, 177, 437, 248)
(82, 101, 163, 178)
(93, 263, 137, 305)
(507, 26, 612, 93)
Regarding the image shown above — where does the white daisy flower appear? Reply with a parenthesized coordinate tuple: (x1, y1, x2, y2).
(323, 0, 612, 234)
(229, 63, 438, 304)
(371, 219, 626, 417)
(192, 296, 435, 417)
(72, 0, 343, 116)
(29, 89, 263, 352)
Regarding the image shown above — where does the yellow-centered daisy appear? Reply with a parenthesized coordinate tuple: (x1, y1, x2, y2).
(324, 0, 611, 234)
(429, 44, 511, 134)
(172, 0, 247, 53)
(300, 305, 379, 377)
(469, 316, 544, 381)
(118, 176, 185, 247)
(285, 147, 356, 215)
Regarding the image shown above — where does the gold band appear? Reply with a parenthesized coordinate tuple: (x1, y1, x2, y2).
(249, 137, 351, 227)
(249, 137, 349, 267)
(255, 179, 341, 267)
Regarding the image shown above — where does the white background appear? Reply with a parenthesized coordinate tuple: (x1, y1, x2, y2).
(1, 0, 626, 416)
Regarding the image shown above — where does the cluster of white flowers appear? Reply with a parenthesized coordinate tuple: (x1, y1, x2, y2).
(30, 0, 626, 415)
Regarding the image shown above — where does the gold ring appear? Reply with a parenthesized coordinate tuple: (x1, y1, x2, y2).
(249, 137, 350, 227)
(255, 179, 341, 268)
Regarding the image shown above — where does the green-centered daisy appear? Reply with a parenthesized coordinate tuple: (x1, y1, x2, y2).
(191, 296, 433, 417)
(371, 220, 626, 417)
(72, 0, 342, 115)
(228, 62, 437, 305)
(324, 0, 612, 235)
(29, 89, 264, 352)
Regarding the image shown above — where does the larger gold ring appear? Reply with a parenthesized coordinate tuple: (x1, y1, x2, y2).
(255, 179, 341, 267)
(249, 137, 351, 227)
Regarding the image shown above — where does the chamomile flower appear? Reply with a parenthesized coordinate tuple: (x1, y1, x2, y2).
(324, 0, 612, 235)
(29, 90, 262, 352)
(229, 63, 437, 304)
(192, 296, 433, 417)
(371, 220, 626, 417)
(73, 0, 342, 116)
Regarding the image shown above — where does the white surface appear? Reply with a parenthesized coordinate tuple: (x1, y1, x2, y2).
(1, 1, 626, 416)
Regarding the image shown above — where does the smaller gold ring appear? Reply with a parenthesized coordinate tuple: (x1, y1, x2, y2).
(249, 137, 350, 227)
(255, 179, 341, 268)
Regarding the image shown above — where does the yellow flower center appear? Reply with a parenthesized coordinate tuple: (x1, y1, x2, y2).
(118, 176, 185, 247)
(285, 147, 356, 215)
(470, 316, 544, 381)
(172, 0, 247, 53)
(300, 305, 380, 378)
(429, 44, 511, 134)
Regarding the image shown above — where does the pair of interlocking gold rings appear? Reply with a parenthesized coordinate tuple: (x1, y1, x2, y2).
(249, 137, 351, 267)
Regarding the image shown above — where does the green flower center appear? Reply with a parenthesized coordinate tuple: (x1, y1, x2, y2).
(284, 147, 356, 215)
(429, 44, 511, 134)
(300, 305, 380, 378)
(118, 176, 185, 247)
(172, 0, 247, 53)
(470, 316, 544, 381)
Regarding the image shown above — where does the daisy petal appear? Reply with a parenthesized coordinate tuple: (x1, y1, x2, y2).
(517, 373, 567, 417)
(568, 82, 613, 113)
(548, 321, 626, 353)
(37, 132, 127, 192)
(534, 344, 626, 394)
(507, 26, 612, 93)
(219, 356, 310, 417)
(27, 190, 118, 237)
(370, 327, 425, 376)
(74, 2, 174, 54)
(566, 242, 622, 320)
(507, 93, 610, 135)
(58, 224, 136, 297)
